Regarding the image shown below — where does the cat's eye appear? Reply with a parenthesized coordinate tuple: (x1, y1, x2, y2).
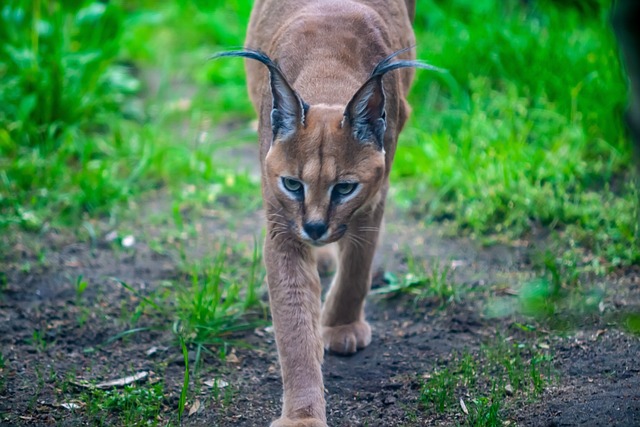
(333, 182, 358, 197)
(282, 177, 303, 193)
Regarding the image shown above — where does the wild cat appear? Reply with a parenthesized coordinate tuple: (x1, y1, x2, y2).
(213, 0, 435, 425)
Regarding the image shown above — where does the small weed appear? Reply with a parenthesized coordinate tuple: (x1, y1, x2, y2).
(29, 329, 47, 352)
(0, 272, 7, 293)
(519, 249, 605, 326)
(421, 366, 456, 412)
(210, 377, 234, 408)
(465, 395, 501, 427)
(372, 259, 456, 305)
(178, 335, 189, 422)
(420, 337, 553, 425)
(81, 382, 164, 426)
(174, 243, 266, 348)
(623, 313, 640, 335)
(74, 275, 91, 326)
(75, 275, 88, 299)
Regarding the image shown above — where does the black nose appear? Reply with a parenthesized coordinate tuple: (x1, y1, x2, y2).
(303, 221, 328, 240)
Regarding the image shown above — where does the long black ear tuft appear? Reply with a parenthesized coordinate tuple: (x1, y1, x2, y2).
(211, 49, 307, 140)
(343, 47, 442, 150)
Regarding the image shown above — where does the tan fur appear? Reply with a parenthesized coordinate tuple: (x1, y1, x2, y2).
(242, 1, 417, 425)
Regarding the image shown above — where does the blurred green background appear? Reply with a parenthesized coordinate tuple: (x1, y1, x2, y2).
(1, 0, 637, 266)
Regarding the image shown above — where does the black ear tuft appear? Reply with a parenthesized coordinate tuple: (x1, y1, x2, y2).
(211, 49, 306, 141)
(343, 47, 442, 150)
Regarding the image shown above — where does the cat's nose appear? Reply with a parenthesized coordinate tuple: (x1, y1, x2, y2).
(303, 221, 328, 241)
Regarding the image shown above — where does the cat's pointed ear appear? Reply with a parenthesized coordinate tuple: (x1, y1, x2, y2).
(343, 47, 442, 150)
(211, 49, 307, 140)
(343, 73, 387, 150)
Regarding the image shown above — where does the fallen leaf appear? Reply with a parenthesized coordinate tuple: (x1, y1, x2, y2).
(96, 371, 148, 389)
(451, 260, 466, 269)
(122, 235, 135, 247)
(505, 384, 514, 396)
(460, 398, 468, 415)
(68, 371, 150, 389)
(60, 402, 84, 410)
(226, 353, 240, 364)
(188, 399, 201, 416)
(204, 378, 228, 388)
(64, 259, 81, 267)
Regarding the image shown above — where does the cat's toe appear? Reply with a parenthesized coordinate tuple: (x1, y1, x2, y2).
(322, 320, 371, 355)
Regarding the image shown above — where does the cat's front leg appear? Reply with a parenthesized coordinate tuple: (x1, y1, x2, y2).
(321, 198, 385, 355)
(264, 231, 327, 427)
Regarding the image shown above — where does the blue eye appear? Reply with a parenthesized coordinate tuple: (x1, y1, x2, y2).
(333, 182, 358, 197)
(282, 177, 303, 193)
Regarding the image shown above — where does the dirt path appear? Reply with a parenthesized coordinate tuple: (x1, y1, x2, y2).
(1, 142, 639, 427)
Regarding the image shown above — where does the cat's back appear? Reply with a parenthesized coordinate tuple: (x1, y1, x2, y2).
(244, 0, 415, 110)
(247, 0, 413, 51)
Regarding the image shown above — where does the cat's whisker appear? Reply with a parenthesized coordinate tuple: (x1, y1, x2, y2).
(350, 232, 373, 248)
(268, 220, 290, 228)
(266, 200, 285, 213)
(270, 230, 289, 241)
(268, 211, 286, 220)
(358, 226, 380, 232)
(347, 234, 366, 251)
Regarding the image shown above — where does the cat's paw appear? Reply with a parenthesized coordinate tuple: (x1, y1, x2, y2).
(270, 417, 328, 427)
(322, 320, 371, 355)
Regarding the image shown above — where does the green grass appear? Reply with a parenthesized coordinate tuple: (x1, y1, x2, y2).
(420, 337, 553, 426)
(395, 0, 638, 267)
(115, 241, 266, 355)
(80, 382, 165, 426)
(1, 0, 637, 424)
(0, 0, 258, 232)
(3, 0, 636, 269)
(372, 257, 457, 305)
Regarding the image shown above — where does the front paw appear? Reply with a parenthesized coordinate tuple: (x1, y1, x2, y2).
(270, 417, 328, 427)
(322, 320, 371, 355)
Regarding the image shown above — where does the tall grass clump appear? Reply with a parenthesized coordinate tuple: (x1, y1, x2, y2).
(0, 1, 140, 228)
(395, 0, 639, 265)
(117, 243, 266, 360)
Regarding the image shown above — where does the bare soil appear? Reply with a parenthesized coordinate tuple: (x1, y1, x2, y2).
(1, 144, 639, 427)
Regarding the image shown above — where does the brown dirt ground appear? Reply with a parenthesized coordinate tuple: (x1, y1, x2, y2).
(1, 144, 639, 427)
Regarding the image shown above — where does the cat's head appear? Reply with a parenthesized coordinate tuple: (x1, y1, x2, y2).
(213, 49, 434, 246)
(263, 102, 386, 246)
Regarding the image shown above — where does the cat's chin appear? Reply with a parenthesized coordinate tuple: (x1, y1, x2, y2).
(301, 236, 334, 247)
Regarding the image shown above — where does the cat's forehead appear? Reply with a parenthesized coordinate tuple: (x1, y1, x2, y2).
(296, 104, 370, 158)
(266, 103, 384, 181)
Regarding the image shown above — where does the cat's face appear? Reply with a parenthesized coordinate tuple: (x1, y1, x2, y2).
(264, 105, 386, 246)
